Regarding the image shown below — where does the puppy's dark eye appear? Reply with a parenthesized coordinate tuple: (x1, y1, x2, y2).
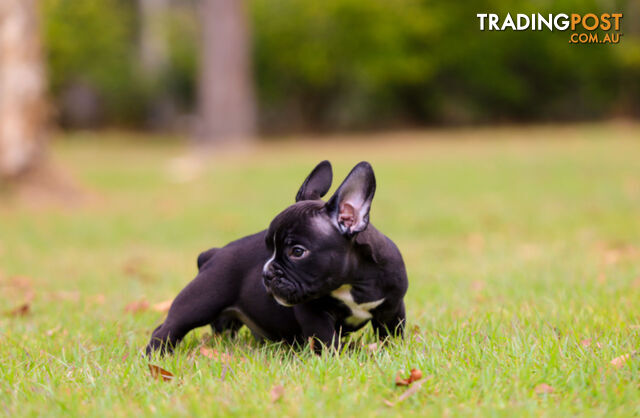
(289, 246, 307, 259)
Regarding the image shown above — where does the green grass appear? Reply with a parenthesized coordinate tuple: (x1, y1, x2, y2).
(1, 123, 640, 416)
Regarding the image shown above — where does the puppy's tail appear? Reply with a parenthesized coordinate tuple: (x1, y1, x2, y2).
(197, 247, 219, 270)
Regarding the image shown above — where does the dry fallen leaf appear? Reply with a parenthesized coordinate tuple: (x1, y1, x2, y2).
(580, 339, 603, 349)
(52, 291, 80, 302)
(199, 346, 215, 359)
(610, 352, 637, 368)
(199, 347, 232, 362)
(395, 372, 410, 386)
(270, 384, 285, 403)
(152, 299, 172, 313)
(6, 303, 30, 317)
(385, 377, 430, 406)
(148, 364, 174, 382)
(534, 383, 555, 394)
(1, 276, 35, 306)
(610, 354, 629, 368)
(8, 275, 33, 289)
(395, 368, 424, 386)
(125, 300, 149, 314)
(397, 378, 427, 401)
(594, 242, 638, 267)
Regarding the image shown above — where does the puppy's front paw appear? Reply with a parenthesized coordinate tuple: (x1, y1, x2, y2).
(145, 324, 175, 357)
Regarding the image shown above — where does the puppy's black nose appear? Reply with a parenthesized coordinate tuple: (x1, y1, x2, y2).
(262, 267, 282, 284)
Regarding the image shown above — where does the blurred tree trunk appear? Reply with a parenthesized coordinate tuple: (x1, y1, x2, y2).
(0, 0, 47, 180)
(197, 0, 256, 145)
(138, 0, 177, 130)
(138, 0, 169, 76)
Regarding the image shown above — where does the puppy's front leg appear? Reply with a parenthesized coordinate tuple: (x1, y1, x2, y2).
(293, 304, 338, 353)
(371, 301, 406, 340)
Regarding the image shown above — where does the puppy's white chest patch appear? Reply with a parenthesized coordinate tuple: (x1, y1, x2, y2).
(330, 285, 384, 327)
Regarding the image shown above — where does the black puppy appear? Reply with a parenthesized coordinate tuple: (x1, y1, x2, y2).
(146, 161, 408, 355)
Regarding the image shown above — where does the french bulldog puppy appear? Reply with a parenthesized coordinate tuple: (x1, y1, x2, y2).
(146, 161, 408, 355)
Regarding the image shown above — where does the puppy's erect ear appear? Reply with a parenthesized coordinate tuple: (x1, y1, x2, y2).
(296, 160, 333, 202)
(326, 162, 376, 237)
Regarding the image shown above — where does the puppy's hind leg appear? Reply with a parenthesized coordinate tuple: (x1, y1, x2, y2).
(145, 268, 237, 356)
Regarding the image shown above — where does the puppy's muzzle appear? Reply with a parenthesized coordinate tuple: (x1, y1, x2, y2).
(262, 266, 298, 307)
(262, 266, 283, 285)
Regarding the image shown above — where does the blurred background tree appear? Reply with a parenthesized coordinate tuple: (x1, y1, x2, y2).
(197, 0, 256, 144)
(41, 0, 142, 128)
(37, 0, 640, 135)
(0, 0, 48, 180)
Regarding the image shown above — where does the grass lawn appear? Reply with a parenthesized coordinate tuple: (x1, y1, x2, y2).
(1, 123, 639, 416)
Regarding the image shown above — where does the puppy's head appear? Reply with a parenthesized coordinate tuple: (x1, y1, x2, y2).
(262, 161, 376, 306)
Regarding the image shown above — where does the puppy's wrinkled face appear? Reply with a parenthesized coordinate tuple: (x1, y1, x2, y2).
(262, 201, 348, 306)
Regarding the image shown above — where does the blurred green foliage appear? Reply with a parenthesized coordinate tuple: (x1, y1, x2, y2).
(41, 0, 640, 130)
(42, 0, 143, 125)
